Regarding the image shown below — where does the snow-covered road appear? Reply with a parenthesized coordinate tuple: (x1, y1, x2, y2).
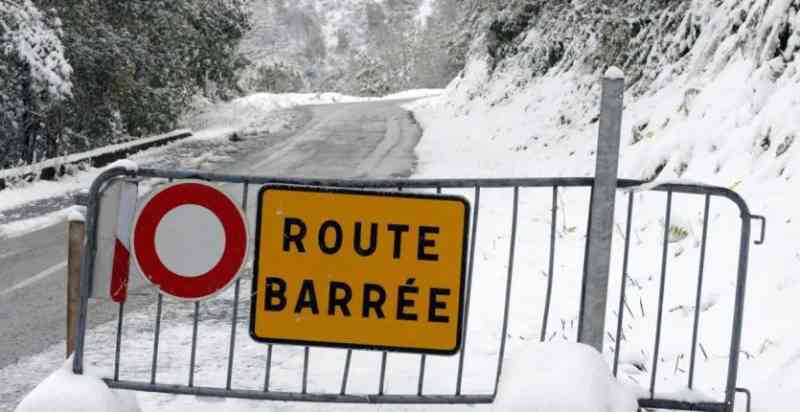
(0, 98, 422, 410)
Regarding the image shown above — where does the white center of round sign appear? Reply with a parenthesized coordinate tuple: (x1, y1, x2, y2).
(154, 204, 225, 277)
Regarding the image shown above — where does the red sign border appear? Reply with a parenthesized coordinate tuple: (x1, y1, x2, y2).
(131, 181, 249, 301)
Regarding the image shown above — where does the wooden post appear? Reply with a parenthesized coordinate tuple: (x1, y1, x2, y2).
(67, 219, 85, 358)
(578, 68, 625, 351)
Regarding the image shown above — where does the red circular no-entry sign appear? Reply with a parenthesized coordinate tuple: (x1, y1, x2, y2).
(131, 182, 248, 301)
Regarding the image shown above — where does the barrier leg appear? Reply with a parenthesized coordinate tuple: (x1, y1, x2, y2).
(67, 219, 85, 357)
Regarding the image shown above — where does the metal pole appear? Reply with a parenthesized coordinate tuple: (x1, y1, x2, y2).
(67, 219, 85, 357)
(578, 68, 625, 351)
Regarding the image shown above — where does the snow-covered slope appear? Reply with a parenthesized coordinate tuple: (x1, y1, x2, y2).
(408, 0, 800, 410)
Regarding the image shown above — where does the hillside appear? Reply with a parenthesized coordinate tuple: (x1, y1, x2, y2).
(409, 0, 800, 410)
(238, 0, 462, 95)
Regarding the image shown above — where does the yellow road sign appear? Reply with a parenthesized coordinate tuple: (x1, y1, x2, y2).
(250, 185, 469, 355)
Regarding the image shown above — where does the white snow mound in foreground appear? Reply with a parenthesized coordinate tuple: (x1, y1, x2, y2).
(14, 357, 140, 412)
(497, 343, 637, 412)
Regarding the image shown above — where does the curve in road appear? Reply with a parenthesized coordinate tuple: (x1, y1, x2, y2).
(0, 99, 422, 393)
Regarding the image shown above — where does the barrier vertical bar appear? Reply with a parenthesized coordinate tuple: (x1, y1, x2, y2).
(150, 294, 163, 384)
(613, 192, 634, 376)
(416, 185, 443, 395)
(73, 169, 109, 374)
(493, 186, 519, 394)
(378, 352, 388, 395)
(188, 302, 200, 387)
(340, 350, 352, 395)
(263, 345, 273, 391)
(113, 303, 124, 381)
(456, 186, 481, 395)
(226, 183, 249, 390)
(650, 190, 673, 398)
(302, 347, 310, 394)
(725, 214, 753, 410)
(541, 186, 558, 341)
(417, 355, 426, 396)
(149, 177, 172, 384)
(689, 195, 711, 388)
(376, 186, 404, 396)
(578, 68, 625, 351)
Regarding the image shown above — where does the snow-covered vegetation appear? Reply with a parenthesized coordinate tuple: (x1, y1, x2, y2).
(0, 0, 249, 168)
(0, 0, 72, 167)
(424, 0, 800, 185)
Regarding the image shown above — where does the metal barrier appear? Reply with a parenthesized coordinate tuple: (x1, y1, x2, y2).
(72, 167, 765, 411)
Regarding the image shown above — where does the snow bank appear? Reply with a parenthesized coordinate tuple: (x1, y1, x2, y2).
(380, 89, 443, 101)
(14, 358, 140, 412)
(496, 343, 637, 412)
(0, 176, 96, 214)
(0, 209, 69, 239)
(0, 204, 89, 238)
(233, 92, 366, 112)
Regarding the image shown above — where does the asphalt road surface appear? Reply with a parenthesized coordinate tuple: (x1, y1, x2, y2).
(0, 99, 422, 388)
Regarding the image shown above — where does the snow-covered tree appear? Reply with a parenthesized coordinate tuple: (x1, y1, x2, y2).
(0, 0, 251, 167)
(0, 0, 72, 166)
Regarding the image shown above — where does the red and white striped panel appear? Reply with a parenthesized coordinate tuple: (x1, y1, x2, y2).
(93, 179, 139, 302)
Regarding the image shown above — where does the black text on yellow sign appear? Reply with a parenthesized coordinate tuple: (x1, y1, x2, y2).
(249, 185, 470, 355)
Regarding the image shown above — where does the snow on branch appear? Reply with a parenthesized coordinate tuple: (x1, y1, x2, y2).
(0, 0, 73, 99)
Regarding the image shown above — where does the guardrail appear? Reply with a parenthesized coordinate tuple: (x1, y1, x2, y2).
(0, 129, 192, 191)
